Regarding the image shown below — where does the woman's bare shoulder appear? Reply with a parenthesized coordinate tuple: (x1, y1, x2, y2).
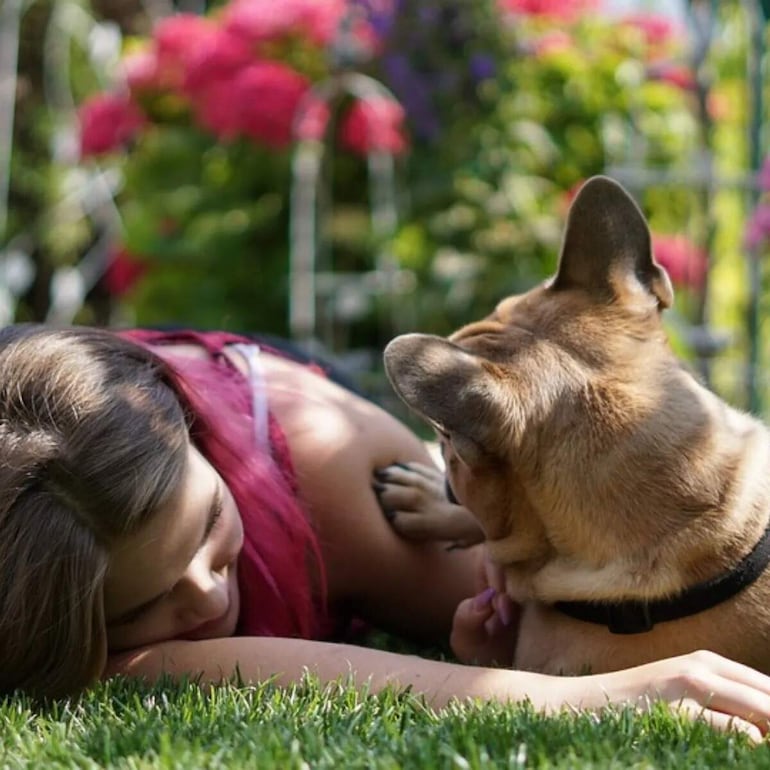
(261, 354, 431, 471)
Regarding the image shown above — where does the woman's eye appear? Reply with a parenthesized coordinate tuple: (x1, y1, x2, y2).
(204, 503, 223, 540)
(203, 492, 224, 540)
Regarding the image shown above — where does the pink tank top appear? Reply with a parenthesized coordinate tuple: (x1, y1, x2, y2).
(118, 329, 332, 640)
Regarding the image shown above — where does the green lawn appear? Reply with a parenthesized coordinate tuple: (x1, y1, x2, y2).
(2, 674, 769, 769)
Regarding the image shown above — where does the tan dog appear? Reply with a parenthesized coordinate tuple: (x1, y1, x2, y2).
(383, 176, 770, 676)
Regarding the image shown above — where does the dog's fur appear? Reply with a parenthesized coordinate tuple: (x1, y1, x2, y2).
(384, 176, 770, 675)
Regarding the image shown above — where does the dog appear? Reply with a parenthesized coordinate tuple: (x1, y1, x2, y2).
(383, 175, 770, 676)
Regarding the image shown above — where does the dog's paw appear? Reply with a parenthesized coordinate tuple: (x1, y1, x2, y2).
(372, 461, 484, 546)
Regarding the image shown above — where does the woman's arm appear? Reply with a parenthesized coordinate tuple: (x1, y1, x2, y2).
(107, 639, 770, 741)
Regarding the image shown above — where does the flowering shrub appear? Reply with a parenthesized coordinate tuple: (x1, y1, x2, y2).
(75, 0, 704, 344)
(388, 4, 701, 334)
(80, 5, 404, 157)
(77, 0, 411, 332)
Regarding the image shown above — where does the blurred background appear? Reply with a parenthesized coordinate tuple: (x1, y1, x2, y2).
(3, 0, 770, 415)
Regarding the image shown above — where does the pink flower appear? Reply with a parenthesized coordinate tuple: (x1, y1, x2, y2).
(294, 95, 331, 141)
(153, 13, 218, 90)
(193, 77, 244, 140)
(745, 202, 770, 251)
(224, 0, 345, 48)
(195, 61, 309, 147)
(620, 13, 681, 48)
(103, 246, 148, 296)
(652, 233, 708, 289)
(339, 98, 407, 156)
(499, 0, 598, 22)
(78, 92, 146, 157)
(234, 62, 310, 146)
(183, 28, 254, 97)
(122, 49, 162, 94)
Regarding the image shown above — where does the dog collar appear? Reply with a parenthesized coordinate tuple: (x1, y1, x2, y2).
(554, 519, 770, 634)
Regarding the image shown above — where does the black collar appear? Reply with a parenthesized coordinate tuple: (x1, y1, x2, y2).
(554, 519, 770, 634)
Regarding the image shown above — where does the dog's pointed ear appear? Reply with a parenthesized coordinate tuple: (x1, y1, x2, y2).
(384, 333, 506, 466)
(553, 176, 673, 309)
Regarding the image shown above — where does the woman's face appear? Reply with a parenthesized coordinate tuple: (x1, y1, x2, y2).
(104, 443, 244, 652)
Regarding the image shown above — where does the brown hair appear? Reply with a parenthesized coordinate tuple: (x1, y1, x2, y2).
(0, 325, 189, 698)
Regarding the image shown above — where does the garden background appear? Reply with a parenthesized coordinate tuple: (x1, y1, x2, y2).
(5, 0, 770, 416)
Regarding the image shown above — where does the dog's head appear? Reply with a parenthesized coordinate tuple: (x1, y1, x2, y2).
(385, 176, 717, 572)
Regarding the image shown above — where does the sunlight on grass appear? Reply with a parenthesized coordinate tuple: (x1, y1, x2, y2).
(0, 674, 766, 769)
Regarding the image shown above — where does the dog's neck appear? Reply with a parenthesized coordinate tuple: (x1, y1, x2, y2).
(553, 513, 770, 634)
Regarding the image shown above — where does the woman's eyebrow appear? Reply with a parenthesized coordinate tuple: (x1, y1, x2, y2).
(106, 482, 223, 627)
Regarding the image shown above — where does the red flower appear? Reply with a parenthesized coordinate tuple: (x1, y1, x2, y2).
(103, 246, 148, 296)
(224, 0, 345, 48)
(78, 93, 146, 157)
(195, 61, 309, 146)
(193, 76, 244, 141)
(183, 28, 254, 97)
(153, 13, 218, 90)
(652, 233, 708, 289)
(339, 98, 407, 156)
(234, 62, 310, 146)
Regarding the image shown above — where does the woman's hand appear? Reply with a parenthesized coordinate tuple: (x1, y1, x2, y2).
(450, 587, 518, 667)
(372, 461, 484, 546)
(558, 650, 770, 742)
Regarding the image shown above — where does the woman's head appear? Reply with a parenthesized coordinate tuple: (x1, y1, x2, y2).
(0, 325, 189, 698)
(104, 441, 244, 652)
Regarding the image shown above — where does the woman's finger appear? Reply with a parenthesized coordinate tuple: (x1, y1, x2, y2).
(675, 700, 763, 744)
(375, 462, 446, 493)
(388, 508, 484, 543)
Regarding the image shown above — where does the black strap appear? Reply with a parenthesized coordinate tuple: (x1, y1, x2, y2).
(555, 519, 770, 634)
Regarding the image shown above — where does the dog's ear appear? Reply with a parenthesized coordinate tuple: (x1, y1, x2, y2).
(553, 175, 673, 309)
(384, 333, 506, 466)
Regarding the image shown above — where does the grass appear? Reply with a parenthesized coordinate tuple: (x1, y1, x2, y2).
(2, 673, 770, 769)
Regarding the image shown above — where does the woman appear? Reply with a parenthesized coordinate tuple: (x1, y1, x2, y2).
(1, 324, 769, 740)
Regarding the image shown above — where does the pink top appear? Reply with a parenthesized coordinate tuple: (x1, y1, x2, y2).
(118, 329, 333, 640)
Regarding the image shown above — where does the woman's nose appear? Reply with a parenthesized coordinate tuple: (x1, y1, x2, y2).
(177, 557, 229, 623)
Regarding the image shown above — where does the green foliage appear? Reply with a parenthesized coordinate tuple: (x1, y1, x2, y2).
(120, 127, 292, 332)
(84, 1, 702, 348)
(393, 13, 700, 335)
(0, 675, 764, 769)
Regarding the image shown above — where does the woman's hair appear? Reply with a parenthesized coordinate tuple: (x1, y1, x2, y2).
(0, 325, 189, 699)
(134, 332, 327, 642)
